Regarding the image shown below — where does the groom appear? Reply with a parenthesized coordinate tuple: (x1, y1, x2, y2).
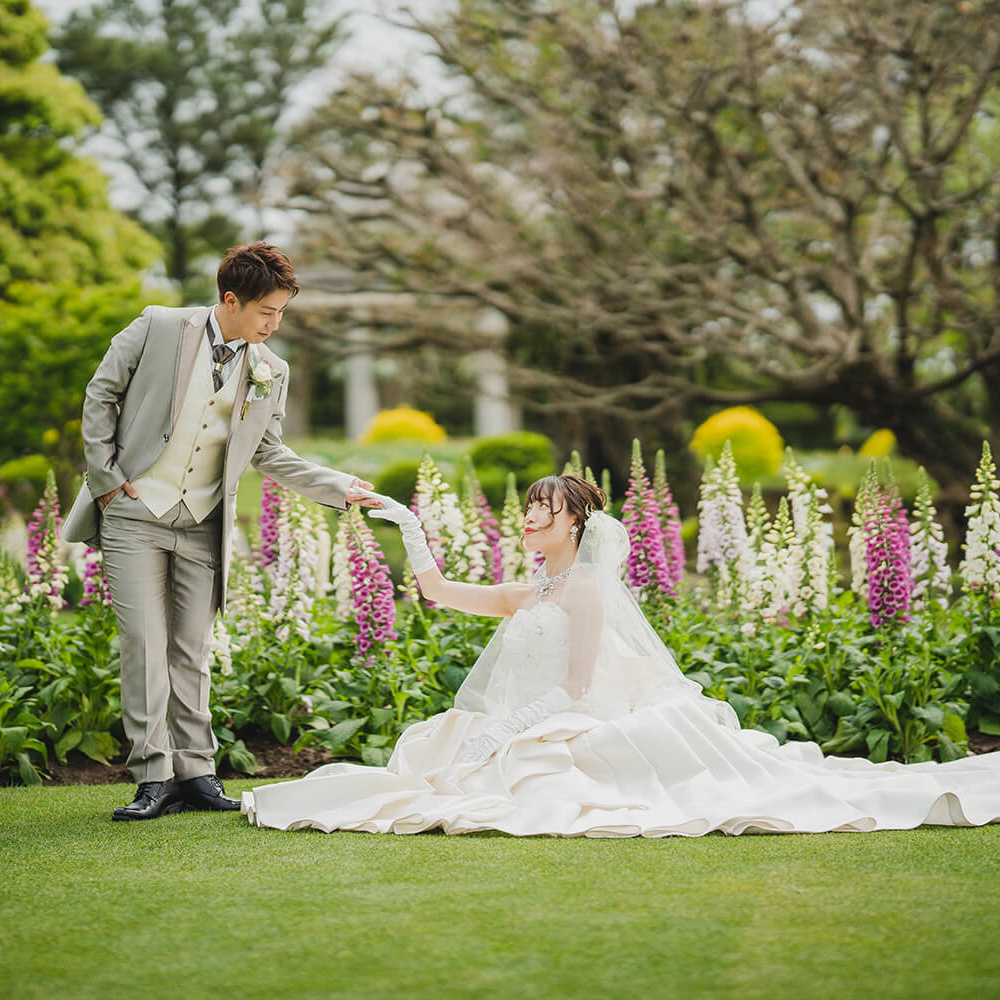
(63, 243, 377, 821)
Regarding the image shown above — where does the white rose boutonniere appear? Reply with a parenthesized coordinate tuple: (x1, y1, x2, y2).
(241, 346, 283, 419)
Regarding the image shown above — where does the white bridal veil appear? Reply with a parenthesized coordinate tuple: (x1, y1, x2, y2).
(455, 511, 739, 727)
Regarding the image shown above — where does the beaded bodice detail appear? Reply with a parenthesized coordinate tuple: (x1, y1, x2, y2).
(479, 602, 571, 713)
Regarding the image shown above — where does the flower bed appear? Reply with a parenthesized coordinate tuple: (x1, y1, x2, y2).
(3, 446, 1000, 786)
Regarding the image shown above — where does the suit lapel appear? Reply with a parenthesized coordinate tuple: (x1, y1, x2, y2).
(171, 306, 212, 426)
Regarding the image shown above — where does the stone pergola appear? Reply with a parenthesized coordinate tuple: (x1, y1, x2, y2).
(285, 288, 520, 439)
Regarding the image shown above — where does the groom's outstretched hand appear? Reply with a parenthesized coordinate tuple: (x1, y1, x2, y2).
(345, 478, 381, 507)
(97, 480, 139, 511)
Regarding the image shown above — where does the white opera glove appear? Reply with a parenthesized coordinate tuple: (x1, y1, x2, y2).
(456, 686, 574, 765)
(361, 490, 438, 575)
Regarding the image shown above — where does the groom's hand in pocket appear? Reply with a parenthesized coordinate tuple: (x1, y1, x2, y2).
(98, 480, 138, 511)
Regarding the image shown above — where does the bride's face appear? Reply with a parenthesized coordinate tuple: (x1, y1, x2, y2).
(523, 488, 575, 553)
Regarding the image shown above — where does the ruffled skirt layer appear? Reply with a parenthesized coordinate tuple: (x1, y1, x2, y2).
(242, 697, 1000, 837)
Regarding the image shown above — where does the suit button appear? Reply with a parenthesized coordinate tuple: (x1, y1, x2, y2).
(188, 468, 194, 473)
(202, 423, 208, 429)
(163, 433, 170, 442)
(195, 446, 201, 452)
(182, 489, 187, 495)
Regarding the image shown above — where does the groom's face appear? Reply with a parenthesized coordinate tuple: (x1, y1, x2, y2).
(222, 289, 289, 344)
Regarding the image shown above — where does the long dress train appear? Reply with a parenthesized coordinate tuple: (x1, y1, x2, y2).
(242, 598, 1000, 837)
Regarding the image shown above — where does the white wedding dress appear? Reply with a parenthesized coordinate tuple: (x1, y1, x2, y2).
(242, 515, 1000, 837)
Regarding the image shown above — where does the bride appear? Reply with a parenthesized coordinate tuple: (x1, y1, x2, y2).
(242, 474, 1000, 837)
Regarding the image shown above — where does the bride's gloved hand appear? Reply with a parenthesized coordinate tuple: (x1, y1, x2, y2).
(359, 489, 437, 575)
(456, 686, 574, 765)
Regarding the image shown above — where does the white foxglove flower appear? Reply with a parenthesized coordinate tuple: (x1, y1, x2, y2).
(960, 443, 1000, 598)
(695, 443, 748, 609)
(910, 467, 950, 611)
(499, 473, 530, 582)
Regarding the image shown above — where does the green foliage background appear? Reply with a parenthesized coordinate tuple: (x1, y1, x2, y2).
(0, 0, 162, 494)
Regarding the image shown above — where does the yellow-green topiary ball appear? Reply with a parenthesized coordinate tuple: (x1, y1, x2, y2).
(689, 406, 784, 480)
(859, 428, 897, 458)
(361, 406, 447, 445)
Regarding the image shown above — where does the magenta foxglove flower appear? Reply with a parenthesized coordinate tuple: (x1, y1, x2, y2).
(332, 506, 397, 658)
(80, 547, 112, 607)
(260, 477, 281, 570)
(865, 481, 912, 629)
(653, 449, 685, 590)
(622, 439, 675, 600)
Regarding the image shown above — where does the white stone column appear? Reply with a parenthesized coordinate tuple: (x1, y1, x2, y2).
(345, 326, 379, 440)
(471, 308, 518, 436)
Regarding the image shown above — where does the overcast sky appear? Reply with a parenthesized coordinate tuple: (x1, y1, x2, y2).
(36, 0, 452, 238)
(37, 0, 449, 84)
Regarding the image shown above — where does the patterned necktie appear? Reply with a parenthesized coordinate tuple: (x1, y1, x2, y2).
(207, 321, 236, 392)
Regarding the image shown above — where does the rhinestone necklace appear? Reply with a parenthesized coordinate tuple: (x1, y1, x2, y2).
(534, 565, 574, 598)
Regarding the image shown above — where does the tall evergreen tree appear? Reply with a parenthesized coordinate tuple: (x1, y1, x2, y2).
(0, 0, 160, 496)
(53, 0, 347, 300)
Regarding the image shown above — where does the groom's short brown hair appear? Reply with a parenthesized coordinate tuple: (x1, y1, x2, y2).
(217, 242, 300, 304)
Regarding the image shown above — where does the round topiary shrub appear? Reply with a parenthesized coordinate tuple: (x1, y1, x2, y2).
(361, 406, 447, 445)
(859, 428, 897, 458)
(374, 459, 423, 507)
(467, 432, 556, 509)
(0, 454, 52, 516)
(689, 406, 784, 481)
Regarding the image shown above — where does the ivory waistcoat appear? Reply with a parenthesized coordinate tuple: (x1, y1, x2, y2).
(132, 335, 240, 521)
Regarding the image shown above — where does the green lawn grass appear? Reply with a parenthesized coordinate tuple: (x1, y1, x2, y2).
(2, 782, 998, 1000)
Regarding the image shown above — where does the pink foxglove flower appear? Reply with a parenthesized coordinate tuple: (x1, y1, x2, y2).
(653, 449, 685, 590)
(332, 506, 397, 657)
(864, 475, 912, 629)
(259, 477, 281, 570)
(79, 547, 112, 608)
(24, 469, 68, 612)
(622, 439, 675, 601)
(476, 486, 503, 583)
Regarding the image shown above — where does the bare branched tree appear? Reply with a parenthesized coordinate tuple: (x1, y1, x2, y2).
(287, 0, 1000, 496)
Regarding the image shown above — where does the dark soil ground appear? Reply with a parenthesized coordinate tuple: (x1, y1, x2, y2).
(40, 730, 1000, 786)
(43, 732, 337, 786)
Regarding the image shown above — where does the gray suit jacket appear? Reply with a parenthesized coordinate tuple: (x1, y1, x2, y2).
(62, 304, 354, 605)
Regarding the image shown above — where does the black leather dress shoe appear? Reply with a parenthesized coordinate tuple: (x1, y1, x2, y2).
(179, 774, 241, 811)
(112, 780, 185, 822)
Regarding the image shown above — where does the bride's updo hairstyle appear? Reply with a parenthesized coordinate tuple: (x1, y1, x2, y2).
(525, 474, 607, 547)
